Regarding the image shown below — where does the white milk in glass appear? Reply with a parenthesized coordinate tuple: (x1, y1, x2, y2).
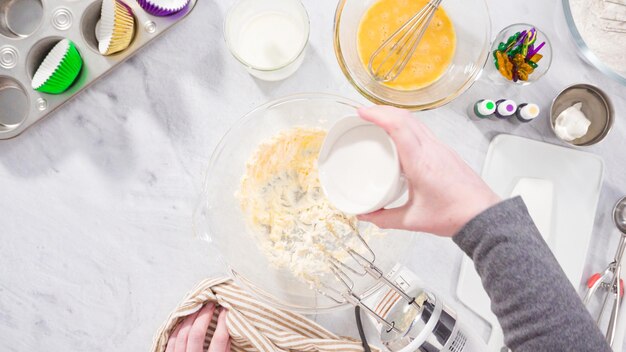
(225, 0, 309, 81)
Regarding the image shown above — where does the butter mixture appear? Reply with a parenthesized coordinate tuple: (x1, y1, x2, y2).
(238, 127, 378, 285)
(554, 102, 591, 142)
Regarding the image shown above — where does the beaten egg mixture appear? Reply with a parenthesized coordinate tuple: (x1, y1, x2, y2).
(237, 127, 379, 285)
(358, 0, 456, 90)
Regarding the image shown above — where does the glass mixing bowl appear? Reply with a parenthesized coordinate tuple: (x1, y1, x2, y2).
(195, 93, 420, 313)
(333, 0, 491, 110)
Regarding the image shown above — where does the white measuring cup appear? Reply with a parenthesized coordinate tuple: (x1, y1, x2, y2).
(318, 116, 408, 215)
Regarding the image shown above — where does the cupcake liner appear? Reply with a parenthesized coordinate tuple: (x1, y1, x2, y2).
(95, 19, 103, 42)
(98, 0, 135, 55)
(31, 39, 83, 94)
(137, 0, 190, 16)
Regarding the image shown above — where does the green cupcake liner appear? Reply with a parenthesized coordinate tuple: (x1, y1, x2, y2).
(34, 40, 83, 95)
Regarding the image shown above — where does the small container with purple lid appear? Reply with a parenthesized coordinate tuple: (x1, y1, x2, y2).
(494, 99, 518, 119)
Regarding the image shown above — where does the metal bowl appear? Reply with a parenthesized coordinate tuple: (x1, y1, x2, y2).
(550, 83, 614, 146)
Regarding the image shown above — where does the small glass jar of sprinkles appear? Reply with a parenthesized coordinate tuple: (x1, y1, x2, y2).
(487, 24, 552, 86)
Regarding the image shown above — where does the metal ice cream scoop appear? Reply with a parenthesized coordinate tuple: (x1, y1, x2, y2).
(583, 196, 626, 347)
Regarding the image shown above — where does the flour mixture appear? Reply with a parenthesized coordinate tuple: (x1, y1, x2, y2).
(569, 0, 626, 78)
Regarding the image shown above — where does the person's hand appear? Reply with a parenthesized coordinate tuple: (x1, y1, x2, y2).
(356, 106, 500, 237)
(166, 303, 230, 352)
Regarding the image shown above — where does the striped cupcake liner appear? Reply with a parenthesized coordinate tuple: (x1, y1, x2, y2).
(98, 0, 136, 55)
(137, 0, 190, 16)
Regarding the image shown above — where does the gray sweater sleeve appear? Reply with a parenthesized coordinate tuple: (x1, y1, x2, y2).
(453, 196, 610, 352)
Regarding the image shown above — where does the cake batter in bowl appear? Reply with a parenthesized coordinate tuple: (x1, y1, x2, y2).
(195, 93, 420, 313)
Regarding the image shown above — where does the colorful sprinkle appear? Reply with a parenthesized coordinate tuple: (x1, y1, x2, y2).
(493, 26, 545, 82)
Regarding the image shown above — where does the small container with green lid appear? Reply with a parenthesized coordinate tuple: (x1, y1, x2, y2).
(467, 99, 496, 120)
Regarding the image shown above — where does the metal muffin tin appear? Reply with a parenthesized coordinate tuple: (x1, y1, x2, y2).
(0, 0, 196, 139)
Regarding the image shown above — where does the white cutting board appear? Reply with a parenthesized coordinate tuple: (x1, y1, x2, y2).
(456, 134, 604, 350)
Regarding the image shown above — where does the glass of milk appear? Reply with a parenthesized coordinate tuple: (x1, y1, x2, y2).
(224, 0, 310, 81)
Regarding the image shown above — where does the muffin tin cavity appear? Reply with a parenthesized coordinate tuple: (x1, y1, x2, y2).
(26, 37, 65, 81)
(81, 0, 104, 53)
(0, 0, 44, 38)
(81, 0, 137, 55)
(0, 0, 196, 139)
(0, 76, 28, 131)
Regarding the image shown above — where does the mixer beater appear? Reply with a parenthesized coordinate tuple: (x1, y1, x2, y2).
(314, 214, 487, 352)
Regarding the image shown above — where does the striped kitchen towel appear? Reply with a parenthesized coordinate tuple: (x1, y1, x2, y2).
(151, 277, 378, 352)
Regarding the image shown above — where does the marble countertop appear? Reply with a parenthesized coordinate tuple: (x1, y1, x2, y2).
(1, 0, 626, 351)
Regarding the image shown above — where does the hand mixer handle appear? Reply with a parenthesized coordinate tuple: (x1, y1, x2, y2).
(606, 265, 622, 347)
(442, 320, 489, 352)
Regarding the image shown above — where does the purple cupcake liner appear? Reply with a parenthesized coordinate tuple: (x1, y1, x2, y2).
(137, 0, 190, 16)
(119, 0, 134, 16)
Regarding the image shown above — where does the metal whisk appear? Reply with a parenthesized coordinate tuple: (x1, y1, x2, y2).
(314, 214, 486, 352)
(368, 0, 443, 82)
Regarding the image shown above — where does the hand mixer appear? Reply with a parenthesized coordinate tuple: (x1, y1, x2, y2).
(584, 196, 626, 347)
(368, 0, 443, 82)
(315, 214, 487, 352)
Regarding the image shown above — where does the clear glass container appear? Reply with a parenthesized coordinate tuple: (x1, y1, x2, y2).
(333, 0, 491, 110)
(195, 93, 421, 313)
(562, 0, 626, 86)
(485, 23, 552, 86)
(224, 0, 310, 81)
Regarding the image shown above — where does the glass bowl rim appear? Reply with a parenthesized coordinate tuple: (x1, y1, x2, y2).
(200, 92, 383, 313)
(332, 0, 492, 111)
(561, 0, 626, 86)
(490, 22, 554, 84)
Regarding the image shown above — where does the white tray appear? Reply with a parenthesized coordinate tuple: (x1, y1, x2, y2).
(456, 134, 604, 350)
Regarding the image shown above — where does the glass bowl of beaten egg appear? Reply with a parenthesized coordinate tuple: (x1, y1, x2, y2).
(334, 0, 491, 110)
